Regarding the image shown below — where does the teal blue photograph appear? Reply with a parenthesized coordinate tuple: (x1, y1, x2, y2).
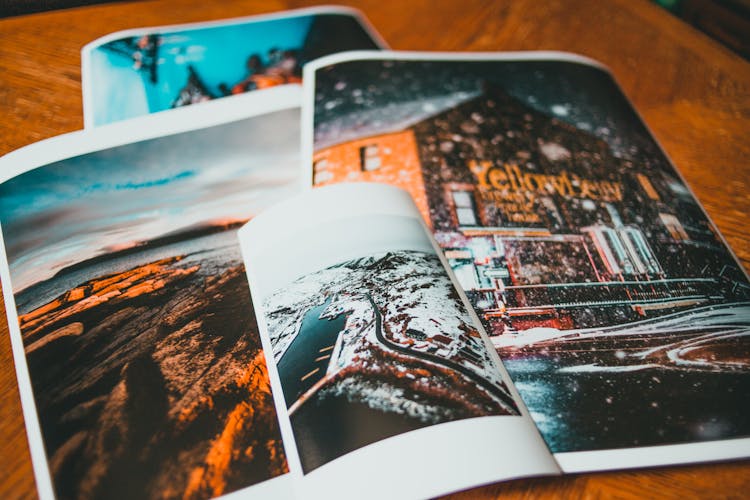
(84, 8, 382, 126)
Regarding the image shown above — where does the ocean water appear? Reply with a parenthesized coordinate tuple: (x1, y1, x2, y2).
(15, 229, 242, 315)
(277, 298, 347, 407)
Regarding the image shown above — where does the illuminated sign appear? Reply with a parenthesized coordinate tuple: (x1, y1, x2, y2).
(468, 160, 624, 224)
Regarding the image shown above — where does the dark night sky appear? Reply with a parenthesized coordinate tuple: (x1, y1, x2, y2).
(313, 57, 654, 159)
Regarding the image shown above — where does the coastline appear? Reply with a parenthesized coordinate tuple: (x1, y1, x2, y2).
(16, 231, 287, 499)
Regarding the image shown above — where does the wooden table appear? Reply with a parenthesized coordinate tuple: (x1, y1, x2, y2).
(1, 0, 748, 498)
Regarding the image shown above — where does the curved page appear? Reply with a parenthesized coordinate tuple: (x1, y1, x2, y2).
(239, 182, 559, 500)
(0, 86, 302, 500)
(82, 6, 386, 127)
(302, 50, 750, 472)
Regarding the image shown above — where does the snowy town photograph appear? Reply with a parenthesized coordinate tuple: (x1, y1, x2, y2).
(85, 9, 381, 125)
(260, 212, 519, 473)
(0, 108, 301, 499)
(310, 55, 750, 453)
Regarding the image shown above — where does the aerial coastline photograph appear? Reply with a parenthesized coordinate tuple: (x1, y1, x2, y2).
(260, 213, 519, 473)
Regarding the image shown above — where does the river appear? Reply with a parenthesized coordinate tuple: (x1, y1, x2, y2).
(277, 298, 347, 407)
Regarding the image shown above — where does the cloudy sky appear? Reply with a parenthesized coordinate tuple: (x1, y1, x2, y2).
(0, 108, 300, 292)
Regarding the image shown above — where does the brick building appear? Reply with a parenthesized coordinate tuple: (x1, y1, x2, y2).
(314, 83, 749, 334)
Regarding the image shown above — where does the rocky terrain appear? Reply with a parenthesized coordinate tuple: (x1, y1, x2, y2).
(19, 253, 287, 499)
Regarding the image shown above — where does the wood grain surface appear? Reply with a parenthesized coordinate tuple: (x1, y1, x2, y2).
(0, 0, 748, 498)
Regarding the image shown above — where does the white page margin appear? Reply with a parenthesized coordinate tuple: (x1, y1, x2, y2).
(556, 437, 750, 473)
(81, 5, 388, 128)
(0, 84, 303, 499)
(238, 183, 561, 499)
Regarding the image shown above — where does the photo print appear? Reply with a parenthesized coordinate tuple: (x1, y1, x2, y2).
(83, 6, 385, 126)
(0, 89, 302, 499)
(241, 183, 524, 475)
(306, 52, 750, 458)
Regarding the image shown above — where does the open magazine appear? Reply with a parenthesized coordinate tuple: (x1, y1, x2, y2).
(300, 51, 750, 472)
(0, 38, 748, 500)
(0, 88, 306, 500)
(238, 182, 558, 499)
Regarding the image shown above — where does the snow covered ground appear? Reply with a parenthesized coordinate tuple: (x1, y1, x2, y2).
(263, 250, 517, 415)
(494, 302, 750, 373)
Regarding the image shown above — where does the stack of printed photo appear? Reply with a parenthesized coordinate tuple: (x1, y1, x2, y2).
(0, 6, 748, 500)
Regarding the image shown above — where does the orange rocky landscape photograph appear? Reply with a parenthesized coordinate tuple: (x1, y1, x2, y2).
(0, 109, 300, 499)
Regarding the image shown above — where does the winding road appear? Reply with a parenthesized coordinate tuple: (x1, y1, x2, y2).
(365, 293, 518, 411)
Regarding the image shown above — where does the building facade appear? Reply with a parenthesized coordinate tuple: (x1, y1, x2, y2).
(314, 84, 749, 334)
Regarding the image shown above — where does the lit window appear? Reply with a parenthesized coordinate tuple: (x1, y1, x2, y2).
(659, 213, 689, 241)
(451, 190, 479, 226)
(313, 158, 328, 173)
(447, 249, 479, 290)
(637, 173, 660, 201)
(313, 158, 332, 184)
(359, 144, 381, 171)
(619, 227, 662, 274)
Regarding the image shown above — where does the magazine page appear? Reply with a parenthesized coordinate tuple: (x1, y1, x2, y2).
(238, 182, 560, 500)
(0, 86, 304, 500)
(82, 5, 387, 128)
(301, 51, 750, 472)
